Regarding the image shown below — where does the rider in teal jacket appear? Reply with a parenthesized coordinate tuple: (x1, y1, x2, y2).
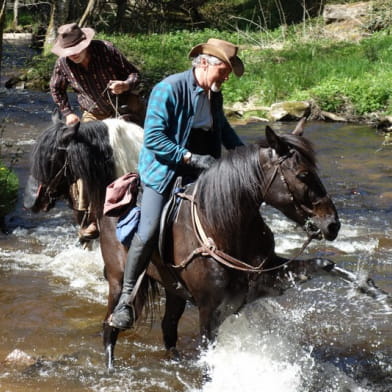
(139, 68, 244, 194)
(110, 38, 245, 330)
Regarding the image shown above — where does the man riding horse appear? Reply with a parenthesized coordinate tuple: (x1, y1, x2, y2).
(50, 23, 145, 241)
(109, 38, 246, 330)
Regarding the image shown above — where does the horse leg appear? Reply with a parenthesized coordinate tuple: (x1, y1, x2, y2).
(99, 216, 127, 369)
(161, 289, 186, 359)
(103, 322, 120, 372)
(101, 276, 124, 370)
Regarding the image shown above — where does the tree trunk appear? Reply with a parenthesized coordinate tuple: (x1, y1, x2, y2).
(13, 0, 18, 28)
(79, 0, 98, 27)
(0, 0, 6, 74)
(115, 0, 127, 31)
(43, 0, 69, 55)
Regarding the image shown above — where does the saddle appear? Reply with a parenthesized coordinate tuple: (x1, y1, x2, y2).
(158, 177, 193, 261)
(104, 173, 191, 253)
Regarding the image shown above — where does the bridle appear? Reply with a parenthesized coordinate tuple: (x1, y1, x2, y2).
(41, 155, 71, 205)
(261, 148, 322, 239)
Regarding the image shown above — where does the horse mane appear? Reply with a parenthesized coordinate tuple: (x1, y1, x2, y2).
(66, 121, 116, 213)
(103, 118, 143, 177)
(31, 119, 116, 214)
(30, 120, 67, 182)
(196, 133, 317, 242)
(257, 133, 317, 168)
(196, 144, 263, 242)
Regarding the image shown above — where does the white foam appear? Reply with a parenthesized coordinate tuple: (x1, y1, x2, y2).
(8, 223, 108, 304)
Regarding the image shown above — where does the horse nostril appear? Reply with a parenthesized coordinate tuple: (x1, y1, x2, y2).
(328, 221, 341, 236)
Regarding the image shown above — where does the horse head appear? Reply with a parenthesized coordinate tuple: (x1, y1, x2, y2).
(261, 118, 340, 241)
(24, 116, 77, 212)
(24, 115, 140, 216)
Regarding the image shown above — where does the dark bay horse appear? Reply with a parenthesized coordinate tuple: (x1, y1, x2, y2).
(24, 117, 342, 369)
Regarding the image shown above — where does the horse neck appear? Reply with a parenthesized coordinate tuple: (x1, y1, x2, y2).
(196, 147, 274, 261)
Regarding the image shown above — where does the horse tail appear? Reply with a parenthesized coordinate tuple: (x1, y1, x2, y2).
(134, 275, 160, 327)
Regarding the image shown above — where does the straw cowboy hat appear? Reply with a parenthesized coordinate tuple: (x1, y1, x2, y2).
(51, 23, 95, 57)
(188, 38, 244, 77)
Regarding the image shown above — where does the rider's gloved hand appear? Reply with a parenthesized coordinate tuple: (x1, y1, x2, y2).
(186, 153, 216, 170)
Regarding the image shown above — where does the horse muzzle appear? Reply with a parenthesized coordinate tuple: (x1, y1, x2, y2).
(23, 175, 54, 212)
(23, 176, 42, 209)
(305, 215, 340, 241)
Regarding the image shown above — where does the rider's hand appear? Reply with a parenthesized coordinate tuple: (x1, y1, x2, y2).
(65, 113, 80, 125)
(109, 80, 129, 95)
(186, 153, 216, 170)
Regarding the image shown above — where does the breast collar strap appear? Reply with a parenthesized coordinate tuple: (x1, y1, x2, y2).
(174, 183, 312, 274)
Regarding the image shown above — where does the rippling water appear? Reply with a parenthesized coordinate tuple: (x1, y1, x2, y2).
(1, 41, 391, 392)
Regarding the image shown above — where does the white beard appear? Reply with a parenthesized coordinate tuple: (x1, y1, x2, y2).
(210, 82, 221, 93)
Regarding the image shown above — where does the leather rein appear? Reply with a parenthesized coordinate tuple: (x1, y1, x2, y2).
(173, 150, 315, 274)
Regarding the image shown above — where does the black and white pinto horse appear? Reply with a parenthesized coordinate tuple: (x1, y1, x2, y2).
(24, 116, 143, 218)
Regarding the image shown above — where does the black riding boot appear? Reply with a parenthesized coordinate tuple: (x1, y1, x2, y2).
(109, 234, 152, 330)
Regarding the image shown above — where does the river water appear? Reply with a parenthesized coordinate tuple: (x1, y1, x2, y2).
(0, 40, 391, 391)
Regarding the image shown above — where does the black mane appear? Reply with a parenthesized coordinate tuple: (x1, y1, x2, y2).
(257, 133, 317, 168)
(196, 133, 317, 241)
(196, 144, 263, 242)
(30, 120, 116, 213)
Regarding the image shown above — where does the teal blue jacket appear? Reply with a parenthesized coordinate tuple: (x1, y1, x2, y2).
(138, 68, 244, 193)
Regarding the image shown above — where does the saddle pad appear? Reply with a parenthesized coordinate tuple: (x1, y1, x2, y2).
(116, 206, 141, 248)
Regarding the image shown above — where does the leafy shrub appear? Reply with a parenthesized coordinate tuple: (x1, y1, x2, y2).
(0, 123, 20, 219)
(0, 164, 19, 217)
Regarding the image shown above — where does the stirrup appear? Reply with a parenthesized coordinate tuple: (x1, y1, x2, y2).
(78, 222, 99, 240)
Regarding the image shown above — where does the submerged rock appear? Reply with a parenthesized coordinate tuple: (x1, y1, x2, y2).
(267, 101, 310, 122)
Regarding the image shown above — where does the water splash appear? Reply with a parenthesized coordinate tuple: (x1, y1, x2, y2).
(195, 294, 384, 392)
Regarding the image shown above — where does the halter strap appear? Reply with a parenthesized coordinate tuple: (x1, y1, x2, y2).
(44, 158, 69, 199)
(263, 150, 322, 239)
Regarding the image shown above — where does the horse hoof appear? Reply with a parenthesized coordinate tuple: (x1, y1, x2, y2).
(167, 347, 180, 361)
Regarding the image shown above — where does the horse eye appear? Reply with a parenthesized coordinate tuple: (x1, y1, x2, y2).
(297, 171, 309, 181)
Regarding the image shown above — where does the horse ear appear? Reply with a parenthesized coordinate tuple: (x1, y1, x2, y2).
(266, 125, 287, 156)
(292, 117, 306, 136)
(61, 122, 80, 145)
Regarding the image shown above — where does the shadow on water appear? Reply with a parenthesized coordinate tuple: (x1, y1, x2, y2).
(1, 40, 391, 391)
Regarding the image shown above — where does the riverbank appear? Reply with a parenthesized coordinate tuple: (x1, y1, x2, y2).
(3, 2, 392, 127)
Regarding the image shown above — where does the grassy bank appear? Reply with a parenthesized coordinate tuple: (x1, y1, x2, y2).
(0, 121, 21, 227)
(26, 27, 392, 121)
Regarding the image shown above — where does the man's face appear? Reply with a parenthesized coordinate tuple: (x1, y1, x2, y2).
(204, 60, 232, 91)
(68, 48, 88, 64)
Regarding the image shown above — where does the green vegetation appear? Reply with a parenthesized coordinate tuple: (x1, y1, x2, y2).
(0, 163, 18, 218)
(26, 26, 392, 119)
(0, 123, 19, 221)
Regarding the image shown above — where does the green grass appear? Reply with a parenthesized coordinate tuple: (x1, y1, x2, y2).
(25, 27, 392, 117)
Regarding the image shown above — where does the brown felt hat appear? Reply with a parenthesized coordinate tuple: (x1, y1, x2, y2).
(188, 38, 244, 77)
(51, 23, 95, 57)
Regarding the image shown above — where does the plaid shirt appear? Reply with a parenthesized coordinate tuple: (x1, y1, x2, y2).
(139, 69, 244, 193)
(50, 40, 140, 118)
